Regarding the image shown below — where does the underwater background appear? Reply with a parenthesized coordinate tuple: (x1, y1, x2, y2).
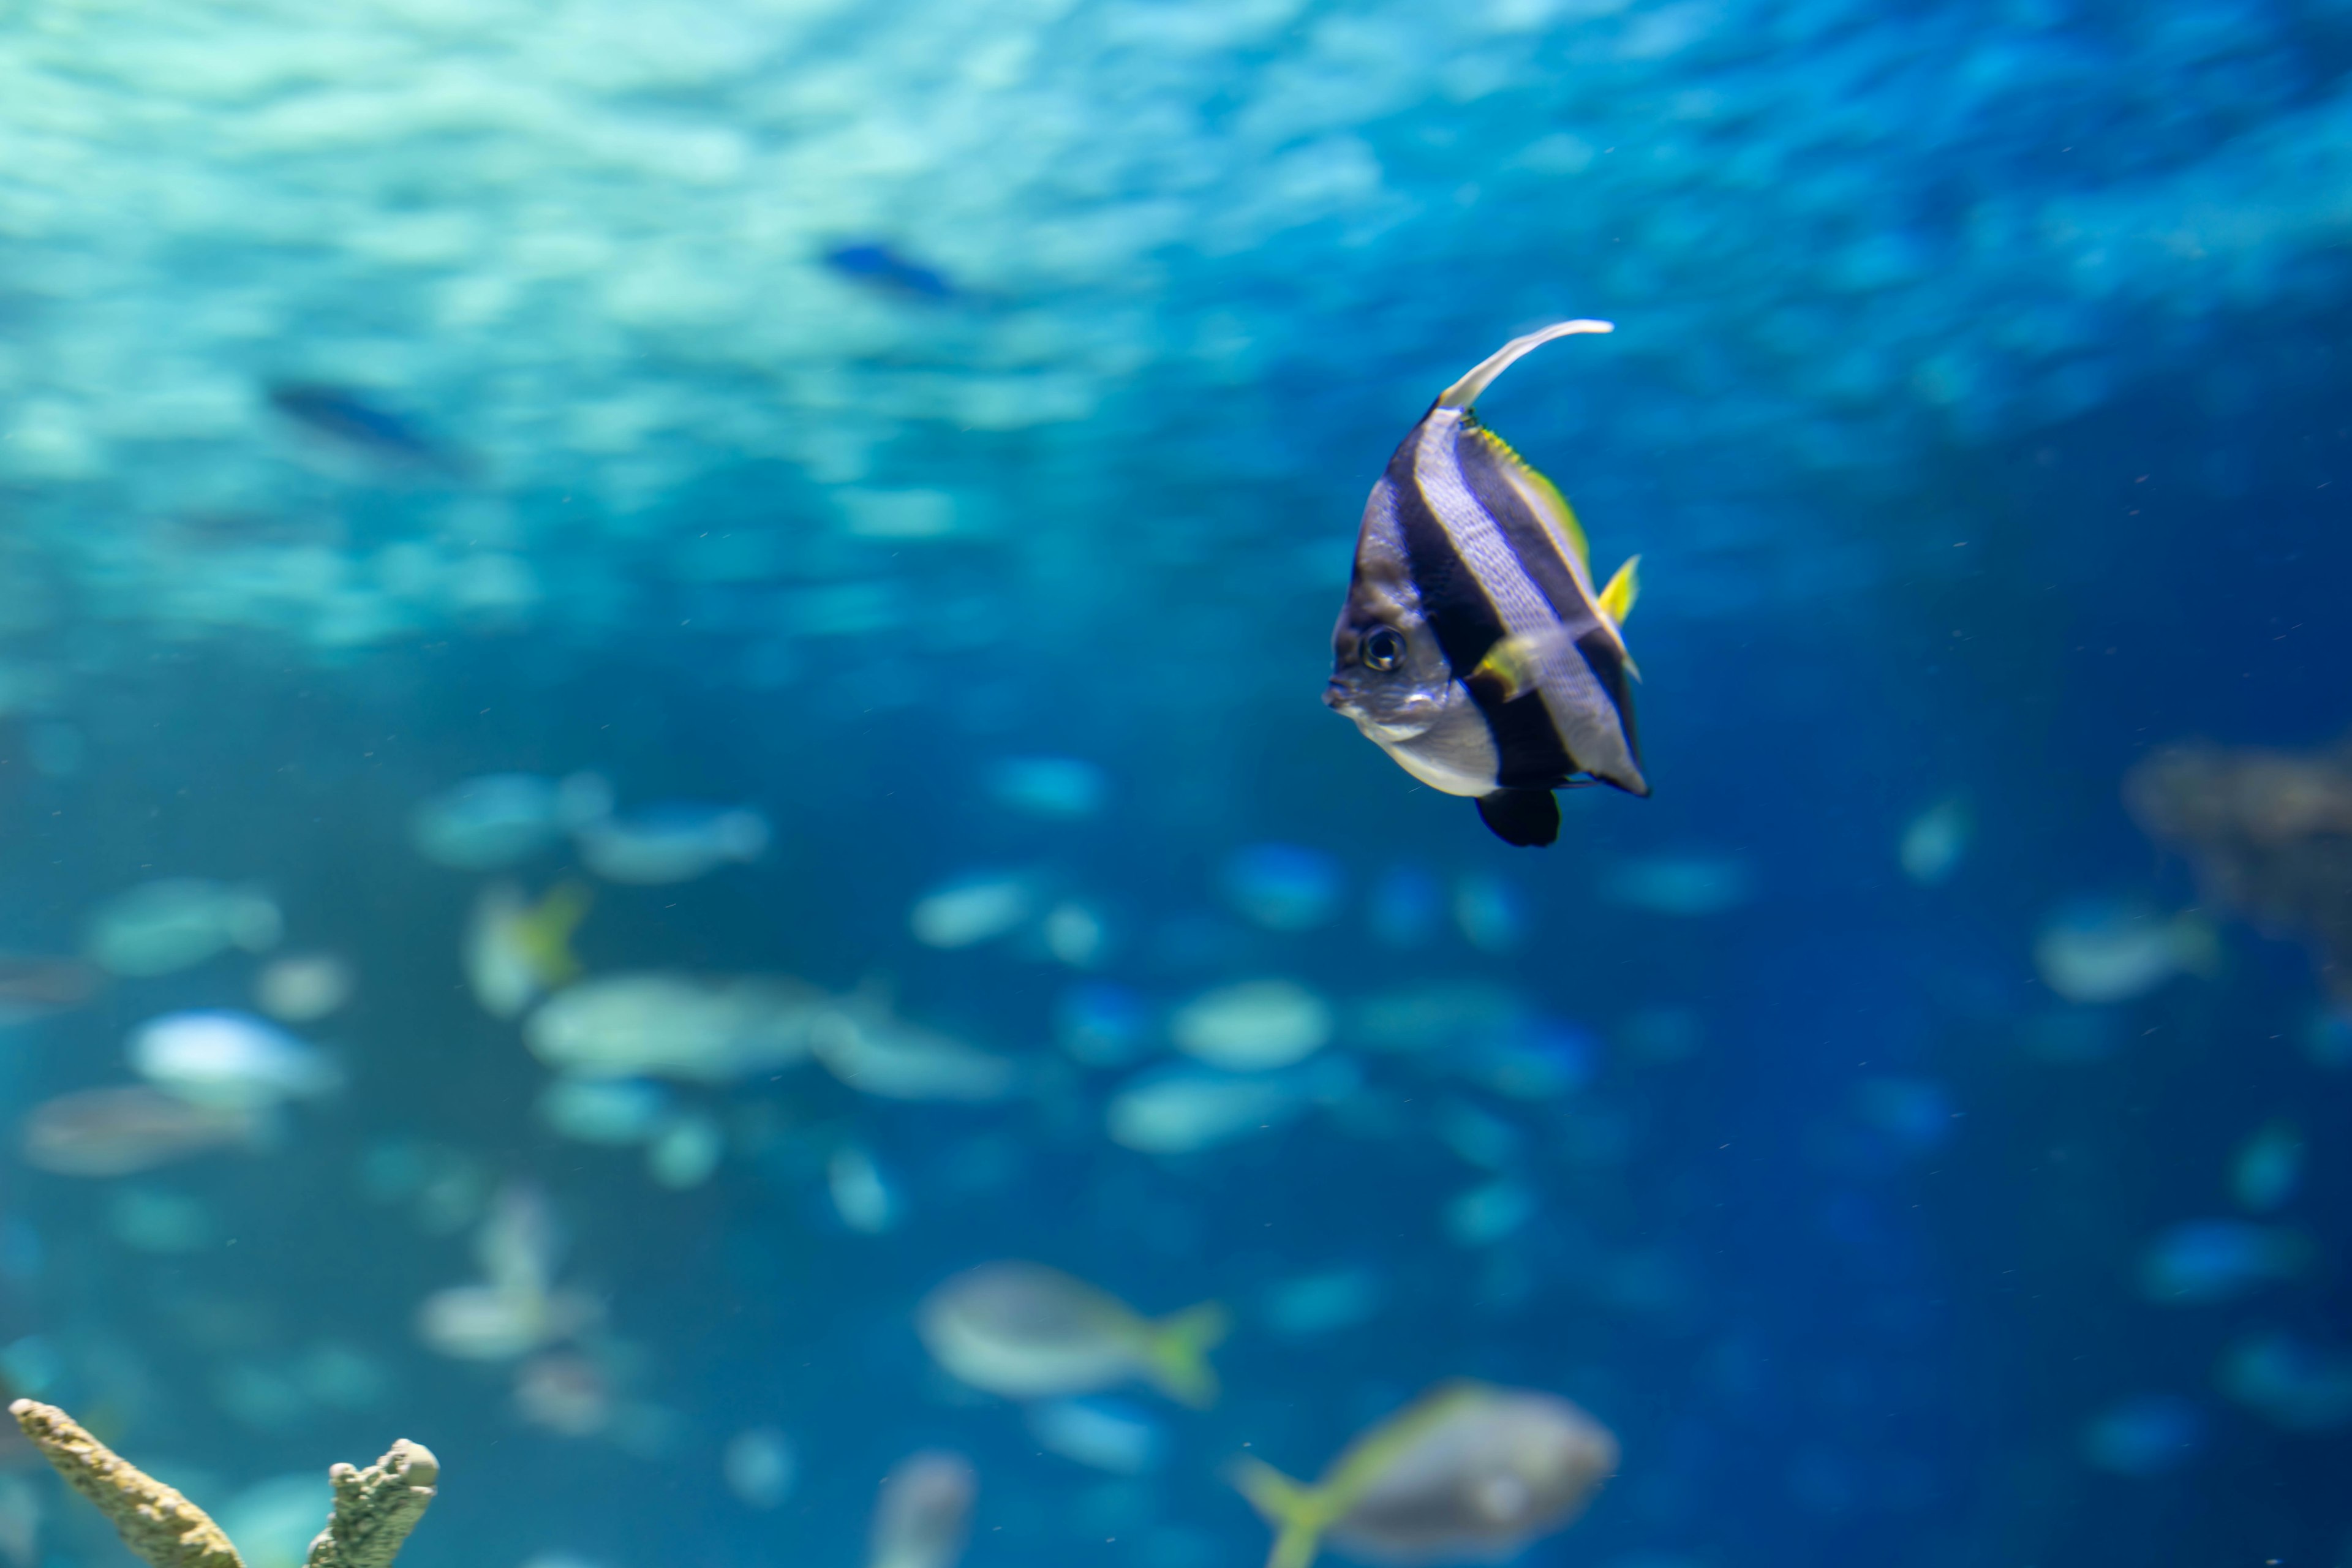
(2, 1, 2351, 1566)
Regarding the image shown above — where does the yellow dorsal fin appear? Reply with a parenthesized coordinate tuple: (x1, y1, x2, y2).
(1468, 426, 1591, 575)
(1598, 555, 1640, 626)
(516, 881, 591, 990)
(1438, 320, 1613, 410)
(1142, 1300, 1229, 1408)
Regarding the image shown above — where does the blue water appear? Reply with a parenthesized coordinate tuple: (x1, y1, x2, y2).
(2, 4, 2350, 1567)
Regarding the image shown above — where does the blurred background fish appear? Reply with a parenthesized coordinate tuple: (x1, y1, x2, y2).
(918, 1262, 1227, 1408)
(0, 4, 2344, 1566)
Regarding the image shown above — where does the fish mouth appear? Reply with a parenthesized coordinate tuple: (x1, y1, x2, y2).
(1323, 681, 1354, 713)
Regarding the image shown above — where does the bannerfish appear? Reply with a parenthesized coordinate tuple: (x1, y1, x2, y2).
(1229, 1380, 1619, 1568)
(1325, 321, 1645, 848)
(916, 1261, 1228, 1408)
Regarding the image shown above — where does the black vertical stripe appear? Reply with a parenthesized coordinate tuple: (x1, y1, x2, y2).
(1453, 420, 1594, 628)
(1383, 432, 1575, 791)
(1452, 418, 1643, 766)
(1575, 629, 1643, 770)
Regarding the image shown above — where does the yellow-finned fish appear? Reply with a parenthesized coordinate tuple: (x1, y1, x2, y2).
(916, 1261, 1228, 1408)
(464, 880, 591, 1019)
(1325, 322, 1645, 846)
(1228, 1380, 1618, 1568)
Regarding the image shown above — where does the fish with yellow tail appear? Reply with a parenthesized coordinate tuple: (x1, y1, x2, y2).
(1227, 1380, 1618, 1568)
(1325, 322, 1645, 847)
(464, 880, 591, 1019)
(916, 1261, 1228, 1408)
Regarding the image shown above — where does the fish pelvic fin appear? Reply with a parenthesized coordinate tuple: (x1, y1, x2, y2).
(1438, 320, 1613, 411)
(1144, 1299, 1230, 1408)
(518, 881, 592, 990)
(1477, 788, 1561, 847)
(1226, 1457, 1328, 1568)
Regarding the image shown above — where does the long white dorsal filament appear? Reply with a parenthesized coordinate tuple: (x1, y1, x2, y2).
(1437, 319, 1613, 410)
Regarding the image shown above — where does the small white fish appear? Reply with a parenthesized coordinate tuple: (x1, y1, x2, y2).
(1898, 796, 1970, 886)
(127, 1010, 340, 1110)
(0, 954, 100, 1028)
(723, 1427, 798, 1509)
(574, 803, 771, 884)
(411, 771, 609, 871)
(908, 872, 1038, 950)
(918, 1261, 1227, 1407)
(1229, 1381, 1618, 1568)
(536, 1076, 674, 1146)
(2034, 899, 2217, 1005)
(810, 1000, 1018, 1102)
(254, 952, 356, 1022)
(984, 756, 1107, 818)
(417, 1183, 594, 1361)
(524, 971, 824, 1082)
(1442, 1178, 1536, 1247)
(1026, 1396, 1165, 1475)
(1171, 979, 1333, 1071)
(1106, 1058, 1359, 1156)
(646, 1110, 723, 1189)
(828, 1144, 902, 1234)
(1042, 900, 1109, 968)
(465, 881, 590, 1020)
(868, 1452, 976, 1568)
(20, 1086, 259, 1177)
(85, 878, 281, 978)
(514, 1349, 612, 1438)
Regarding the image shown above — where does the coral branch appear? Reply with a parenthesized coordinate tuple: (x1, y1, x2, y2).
(8, 1399, 245, 1568)
(304, 1440, 439, 1568)
(10, 1398, 439, 1568)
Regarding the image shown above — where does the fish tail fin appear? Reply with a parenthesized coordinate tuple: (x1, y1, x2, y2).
(1226, 1457, 1326, 1568)
(1145, 1300, 1230, 1408)
(519, 881, 593, 989)
(1439, 320, 1613, 410)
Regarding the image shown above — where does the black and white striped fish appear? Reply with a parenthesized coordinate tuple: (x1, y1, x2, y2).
(1324, 321, 1645, 848)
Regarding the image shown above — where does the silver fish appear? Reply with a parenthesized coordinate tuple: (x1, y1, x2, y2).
(1325, 321, 1645, 846)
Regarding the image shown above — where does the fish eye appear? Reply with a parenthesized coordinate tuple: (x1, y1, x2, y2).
(1361, 627, 1406, 672)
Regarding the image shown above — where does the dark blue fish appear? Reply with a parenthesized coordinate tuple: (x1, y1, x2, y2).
(266, 382, 469, 476)
(823, 242, 958, 303)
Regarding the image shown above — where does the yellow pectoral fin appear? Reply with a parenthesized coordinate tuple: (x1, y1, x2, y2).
(1470, 635, 1544, 704)
(519, 881, 592, 989)
(1145, 1300, 1230, 1408)
(1598, 554, 1640, 626)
